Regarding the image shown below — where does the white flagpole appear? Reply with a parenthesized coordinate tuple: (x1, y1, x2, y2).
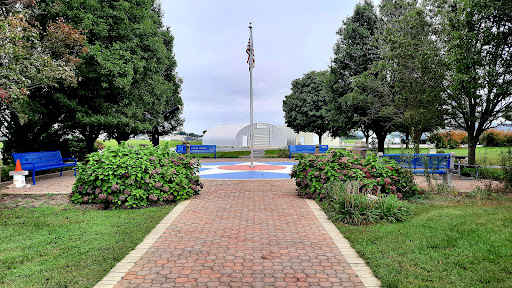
(249, 23, 254, 168)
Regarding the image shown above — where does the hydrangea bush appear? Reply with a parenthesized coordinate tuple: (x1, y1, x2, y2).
(71, 144, 202, 209)
(290, 149, 419, 199)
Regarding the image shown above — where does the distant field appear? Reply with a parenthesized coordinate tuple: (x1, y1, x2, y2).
(102, 140, 202, 147)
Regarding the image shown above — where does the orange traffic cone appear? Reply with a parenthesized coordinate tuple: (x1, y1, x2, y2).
(14, 159, 23, 172)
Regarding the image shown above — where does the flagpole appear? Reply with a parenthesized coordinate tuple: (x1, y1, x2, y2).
(249, 22, 254, 168)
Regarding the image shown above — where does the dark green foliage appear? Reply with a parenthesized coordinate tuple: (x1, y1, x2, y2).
(328, 0, 388, 149)
(319, 180, 413, 225)
(1, 0, 184, 155)
(441, 0, 512, 164)
(290, 149, 419, 200)
(282, 70, 330, 144)
(479, 130, 512, 147)
(70, 144, 201, 209)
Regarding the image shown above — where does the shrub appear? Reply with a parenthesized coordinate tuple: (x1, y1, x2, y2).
(319, 180, 413, 225)
(290, 149, 419, 200)
(70, 143, 202, 209)
(500, 147, 512, 190)
(94, 139, 106, 150)
(480, 129, 512, 147)
(428, 130, 467, 149)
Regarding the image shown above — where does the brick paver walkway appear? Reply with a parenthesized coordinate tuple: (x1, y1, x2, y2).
(114, 179, 366, 287)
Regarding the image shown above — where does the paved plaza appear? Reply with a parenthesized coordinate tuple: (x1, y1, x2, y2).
(103, 179, 376, 287)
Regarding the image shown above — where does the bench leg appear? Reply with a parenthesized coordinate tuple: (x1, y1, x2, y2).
(32, 170, 36, 185)
(60, 167, 63, 176)
(74, 167, 77, 176)
(442, 173, 452, 186)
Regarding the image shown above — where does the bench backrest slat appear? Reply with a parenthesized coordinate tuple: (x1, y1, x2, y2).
(12, 151, 64, 166)
(289, 145, 328, 154)
(176, 145, 216, 154)
(383, 153, 450, 170)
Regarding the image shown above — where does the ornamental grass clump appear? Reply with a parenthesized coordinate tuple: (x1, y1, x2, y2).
(319, 180, 413, 225)
(290, 149, 419, 200)
(71, 143, 202, 209)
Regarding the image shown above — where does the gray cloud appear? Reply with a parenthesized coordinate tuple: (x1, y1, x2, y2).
(162, 0, 363, 134)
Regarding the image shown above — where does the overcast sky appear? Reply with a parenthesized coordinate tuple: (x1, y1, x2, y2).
(161, 0, 371, 134)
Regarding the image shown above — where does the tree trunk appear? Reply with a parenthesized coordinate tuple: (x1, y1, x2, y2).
(467, 134, 478, 165)
(317, 133, 323, 145)
(113, 131, 131, 144)
(80, 127, 100, 154)
(413, 131, 421, 154)
(151, 126, 160, 147)
(376, 132, 386, 153)
(405, 130, 410, 149)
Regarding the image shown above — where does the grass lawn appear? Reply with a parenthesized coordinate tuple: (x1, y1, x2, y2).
(0, 202, 176, 287)
(102, 139, 202, 147)
(381, 147, 510, 165)
(336, 199, 512, 287)
(0, 142, 3, 149)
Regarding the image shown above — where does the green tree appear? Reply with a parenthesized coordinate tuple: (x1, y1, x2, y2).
(283, 71, 331, 145)
(0, 1, 86, 116)
(328, 0, 392, 151)
(441, 0, 512, 164)
(378, 0, 447, 153)
(2, 0, 183, 156)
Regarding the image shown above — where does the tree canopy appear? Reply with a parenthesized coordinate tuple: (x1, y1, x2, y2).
(283, 71, 330, 145)
(1, 0, 183, 158)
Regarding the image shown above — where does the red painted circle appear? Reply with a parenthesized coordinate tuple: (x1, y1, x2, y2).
(218, 165, 286, 171)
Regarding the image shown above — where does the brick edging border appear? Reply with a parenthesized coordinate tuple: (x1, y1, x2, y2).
(94, 200, 191, 288)
(305, 199, 381, 288)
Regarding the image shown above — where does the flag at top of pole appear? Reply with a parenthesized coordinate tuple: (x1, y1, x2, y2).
(246, 23, 255, 71)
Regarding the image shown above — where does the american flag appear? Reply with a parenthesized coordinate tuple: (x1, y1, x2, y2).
(246, 27, 255, 70)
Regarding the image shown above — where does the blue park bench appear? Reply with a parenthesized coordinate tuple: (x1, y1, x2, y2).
(378, 153, 455, 185)
(288, 145, 328, 159)
(176, 145, 217, 159)
(12, 151, 77, 185)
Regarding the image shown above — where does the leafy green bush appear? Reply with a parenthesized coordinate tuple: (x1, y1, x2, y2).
(460, 167, 503, 181)
(428, 131, 467, 149)
(290, 149, 419, 200)
(480, 129, 512, 147)
(500, 147, 512, 190)
(319, 180, 413, 225)
(70, 144, 202, 209)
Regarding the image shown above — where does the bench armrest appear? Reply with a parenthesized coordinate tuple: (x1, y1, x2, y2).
(62, 157, 77, 164)
(22, 162, 36, 171)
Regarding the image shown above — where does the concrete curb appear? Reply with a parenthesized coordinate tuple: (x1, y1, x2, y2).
(94, 200, 191, 288)
(305, 199, 381, 288)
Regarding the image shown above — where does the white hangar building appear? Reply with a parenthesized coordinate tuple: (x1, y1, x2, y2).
(203, 123, 341, 147)
(203, 123, 295, 147)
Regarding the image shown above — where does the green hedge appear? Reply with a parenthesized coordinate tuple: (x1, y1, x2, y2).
(71, 144, 202, 209)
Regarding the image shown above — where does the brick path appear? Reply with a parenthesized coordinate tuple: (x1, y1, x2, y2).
(114, 179, 367, 287)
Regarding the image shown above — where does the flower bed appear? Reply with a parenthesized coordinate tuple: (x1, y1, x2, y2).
(71, 144, 202, 209)
(290, 149, 419, 199)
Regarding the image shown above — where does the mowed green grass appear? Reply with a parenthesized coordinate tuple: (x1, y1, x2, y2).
(381, 147, 510, 165)
(103, 139, 202, 147)
(0, 204, 175, 287)
(337, 203, 512, 288)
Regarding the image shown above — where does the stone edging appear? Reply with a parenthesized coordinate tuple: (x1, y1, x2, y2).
(305, 199, 381, 288)
(94, 200, 191, 288)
